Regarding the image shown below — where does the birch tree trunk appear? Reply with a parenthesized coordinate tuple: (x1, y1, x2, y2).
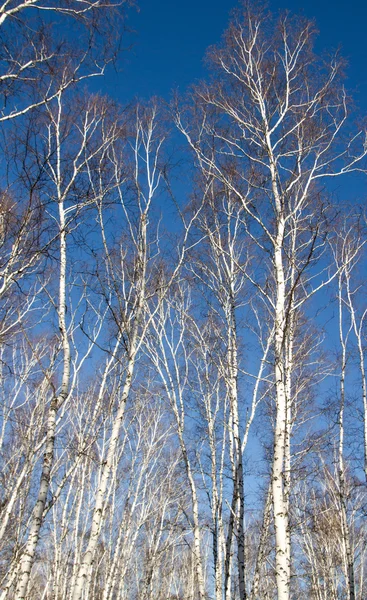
(250, 483, 272, 600)
(272, 223, 291, 600)
(344, 254, 367, 482)
(227, 296, 246, 600)
(14, 103, 71, 600)
(71, 221, 147, 600)
(338, 269, 356, 600)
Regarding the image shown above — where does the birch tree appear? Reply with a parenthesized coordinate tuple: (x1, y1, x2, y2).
(0, 0, 129, 122)
(0, 92, 120, 600)
(175, 4, 367, 598)
(0, 0, 131, 335)
(187, 178, 276, 600)
(71, 102, 172, 600)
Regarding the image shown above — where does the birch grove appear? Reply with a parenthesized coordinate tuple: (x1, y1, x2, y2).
(1, 1, 367, 599)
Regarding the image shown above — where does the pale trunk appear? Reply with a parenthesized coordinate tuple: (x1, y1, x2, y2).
(346, 273, 367, 482)
(339, 275, 355, 600)
(178, 431, 206, 600)
(224, 294, 246, 599)
(250, 482, 272, 600)
(284, 298, 294, 575)
(228, 302, 246, 600)
(68, 464, 88, 596)
(208, 413, 223, 600)
(272, 227, 290, 600)
(0, 461, 30, 543)
(224, 488, 235, 600)
(71, 215, 147, 600)
(359, 342, 367, 482)
(102, 514, 127, 600)
(72, 332, 138, 600)
(267, 129, 290, 599)
(15, 201, 70, 600)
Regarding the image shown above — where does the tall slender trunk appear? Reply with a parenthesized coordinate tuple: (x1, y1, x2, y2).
(250, 482, 272, 600)
(71, 354, 137, 600)
(175, 421, 206, 600)
(15, 202, 71, 599)
(207, 405, 224, 600)
(272, 223, 290, 600)
(283, 263, 295, 587)
(150, 298, 207, 600)
(346, 270, 367, 482)
(71, 214, 147, 600)
(228, 298, 246, 600)
(266, 127, 291, 599)
(224, 488, 235, 600)
(223, 294, 246, 600)
(338, 273, 355, 600)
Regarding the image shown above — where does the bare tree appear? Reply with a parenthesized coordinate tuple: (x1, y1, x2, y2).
(70, 102, 174, 600)
(0, 0, 129, 122)
(175, 4, 367, 598)
(187, 179, 275, 600)
(0, 92, 120, 600)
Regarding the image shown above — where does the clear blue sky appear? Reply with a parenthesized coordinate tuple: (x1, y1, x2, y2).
(103, 0, 367, 110)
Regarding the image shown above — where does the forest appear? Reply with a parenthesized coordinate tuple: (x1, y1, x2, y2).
(0, 1, 366, 599)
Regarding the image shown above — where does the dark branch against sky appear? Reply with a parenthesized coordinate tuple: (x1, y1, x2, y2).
(103, 0, 367, 110)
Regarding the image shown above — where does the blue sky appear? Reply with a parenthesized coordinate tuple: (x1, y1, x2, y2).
(103, 0, 367, 110)
(99, 0, 367, 212)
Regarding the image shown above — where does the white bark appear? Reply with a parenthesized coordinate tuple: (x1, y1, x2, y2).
(338, 270, 356, 600)
(272, 231, 291, 600)
(146, 297, 207, 600)
(71, 243, 145, 600)
(72, 104, 166, 600)
(345, 264, 367, 481)
(250, 482, 272, 600)
(14, 133, 71, 599)
(227, 297, 246, 600)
